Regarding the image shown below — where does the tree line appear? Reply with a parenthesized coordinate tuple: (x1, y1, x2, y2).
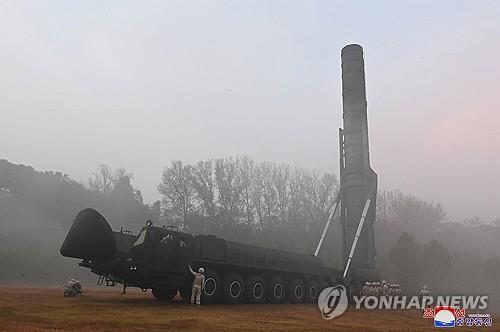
(1, 156, 499, 304)
(157, 158, 500, 302)
(0, 159, 157, 284)
(375, 190, 500, 305)
(157, 157, 337, 253)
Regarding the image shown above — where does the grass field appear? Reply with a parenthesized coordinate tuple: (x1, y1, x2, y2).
(0, 286, 497, 331)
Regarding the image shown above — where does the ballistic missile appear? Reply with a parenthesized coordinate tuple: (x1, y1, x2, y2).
(339, 44, 378, 270)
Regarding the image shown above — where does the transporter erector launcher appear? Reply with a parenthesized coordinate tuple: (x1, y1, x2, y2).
(60, 44, 378, 303)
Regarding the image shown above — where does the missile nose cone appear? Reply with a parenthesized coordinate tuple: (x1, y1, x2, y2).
(341, 44, 363, 54)
(341, 44, 364, 65)
(60, 208, 116, 260)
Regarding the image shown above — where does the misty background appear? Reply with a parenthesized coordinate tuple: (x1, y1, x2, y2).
(1, 0, 499, 304)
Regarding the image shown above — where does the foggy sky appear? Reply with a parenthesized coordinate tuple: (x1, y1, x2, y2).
(1, 0, 499, 222)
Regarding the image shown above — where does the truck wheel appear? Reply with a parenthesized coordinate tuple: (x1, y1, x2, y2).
(245, 275, 265, 303)
(222, 273, 245, 304)
(202, 269, 221, 304)
(305, 280, 319, 303)
(266, 276, 285, 304)
(286, 278, 305, 304)
(152, 285, 177, 301)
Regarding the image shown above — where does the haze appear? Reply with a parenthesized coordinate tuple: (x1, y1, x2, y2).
(1, 0, 499, 222)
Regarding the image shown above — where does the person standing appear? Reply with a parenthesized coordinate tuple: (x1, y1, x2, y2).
(382, 280, 389, 297)
(419, 285, 432, 310)
(361, 282, 370, 296)
(188, 265, 205, 306)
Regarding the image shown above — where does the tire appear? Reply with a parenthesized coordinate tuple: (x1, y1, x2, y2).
(266, 276, 285, 304)
(222, 273, 245, 304)
(305, 279, 319, 303)
(202, 269, 221, 304)
(245, 275, 265, 304)
(286, 278, 305, 304)
(152, 285, 177, 301)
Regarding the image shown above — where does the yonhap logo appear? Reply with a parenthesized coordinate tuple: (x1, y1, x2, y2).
(317, 285, 348, 319)
(434, 306, 456, 327)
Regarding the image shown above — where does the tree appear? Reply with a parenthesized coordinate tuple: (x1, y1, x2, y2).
(272, 163, 290, 225)
(239, 156, 255, 225)
(260, 162, 278, 230)
(155, 157, 338, 252)
(375, 190, 448, 253)
(485, 252, 500, 284)
(214, 158, 242, 228)
(250, 163, 266, 230)
(303, 171, 338, 232)
(288, 168, 306, 223)
(88, 164, 114, 193)
(421, 239, 452, 292)
(88, 164, 133, 193)
(376, 190, 398, 225)
(389, 232, 422, 293)
(158, 161, 195, 226)
(111, 175, 135, 202)
(147, 200, 162, 222)
(190, 160, 216, 219)
(0, 159, 155, 283)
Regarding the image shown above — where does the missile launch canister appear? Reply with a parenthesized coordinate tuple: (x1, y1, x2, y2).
(339, 44, 378, 271)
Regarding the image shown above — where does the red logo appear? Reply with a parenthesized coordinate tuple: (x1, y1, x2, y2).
(455, 307, 465, 318)
(422, 306, 466, 321)
(435, 306, 456, 317)
(423, 307, 434, 319)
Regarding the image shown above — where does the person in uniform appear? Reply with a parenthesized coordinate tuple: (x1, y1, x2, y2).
(369, 282, 376, 296)
(388, 284, 394, 297)
(382, 280, 389, 297)
(362, 282, 370, 296)
(376, 282, 383, 297)
(420, 285, 430, 297)
(188, 265, 205, 306)
(419, 285, 431, 303)
(395, 283, 402, 297)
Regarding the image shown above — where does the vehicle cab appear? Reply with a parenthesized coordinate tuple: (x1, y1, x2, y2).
(131, 223, 194, 275)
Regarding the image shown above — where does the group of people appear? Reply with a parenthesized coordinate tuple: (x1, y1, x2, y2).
(361, 280, 402, 297)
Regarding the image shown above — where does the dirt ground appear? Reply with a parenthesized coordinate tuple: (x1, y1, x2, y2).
(0, 286, 497, 332)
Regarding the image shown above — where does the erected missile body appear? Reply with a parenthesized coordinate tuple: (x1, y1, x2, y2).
(339, 44, 378, 271)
